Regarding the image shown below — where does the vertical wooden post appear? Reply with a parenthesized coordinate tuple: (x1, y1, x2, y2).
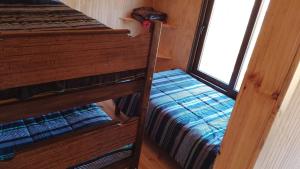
(130, 22, 162, 169)
(114, 105, 121, 116)
(213, 0, 300, 168)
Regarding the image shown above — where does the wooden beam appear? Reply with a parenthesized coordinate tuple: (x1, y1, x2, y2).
(0, 119, 138, 169)
(0, 30, 150, 89)
(0, 80, 144, 123)
(213, 0, 300, 169)
(130, 22, 162, 168)
(0, 29, 129, 37)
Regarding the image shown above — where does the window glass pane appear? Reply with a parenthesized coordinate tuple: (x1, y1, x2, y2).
(235, 0, 270, 91)
(198, 0, 255, 84)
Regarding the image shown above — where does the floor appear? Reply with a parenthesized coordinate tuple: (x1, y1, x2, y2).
(139, 138, 181, 169)
(99, 100, 181, 169)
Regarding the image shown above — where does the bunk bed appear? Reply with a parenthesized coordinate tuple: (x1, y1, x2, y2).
(116, 69, 235, 169)
(0, 1, 161, 168)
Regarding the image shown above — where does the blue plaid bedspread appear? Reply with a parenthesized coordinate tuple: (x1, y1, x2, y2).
(116, 69, 235, 169)
(0, 104, 112, 161)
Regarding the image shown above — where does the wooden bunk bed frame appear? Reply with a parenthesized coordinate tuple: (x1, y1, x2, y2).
(0, 4, 162, 169)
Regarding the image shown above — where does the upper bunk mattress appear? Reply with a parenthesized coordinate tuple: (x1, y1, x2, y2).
(0, 0, 111, 32)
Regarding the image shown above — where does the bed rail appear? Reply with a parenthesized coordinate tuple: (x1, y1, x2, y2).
(0, 29, 151, 90)
(0, 118, 139, 169)
(0, 80, 144, 123)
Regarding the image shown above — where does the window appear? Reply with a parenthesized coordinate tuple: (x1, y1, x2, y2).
(189, 0, 270, 98)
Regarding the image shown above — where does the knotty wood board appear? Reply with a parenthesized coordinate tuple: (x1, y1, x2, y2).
(254, 62, 300, 169)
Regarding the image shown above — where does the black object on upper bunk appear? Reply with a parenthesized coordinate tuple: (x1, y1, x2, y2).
(131, 7, 167, 29)
(132, 7, 167, 22)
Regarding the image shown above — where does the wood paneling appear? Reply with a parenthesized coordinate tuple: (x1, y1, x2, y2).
(63, 0, 203, 71)
(213, 0, 300, 168)
(153, 0, 203, 71)
(63, 0, 152, 36)
(0, 31, 150, 89)
(254, 63, 300, 169)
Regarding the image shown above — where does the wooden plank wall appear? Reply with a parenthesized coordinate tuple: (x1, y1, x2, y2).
(153, 0, 203, 71)
(62, 0, 152, 36)
(62, 0, 202, 71)
(253, 63, 300, 169)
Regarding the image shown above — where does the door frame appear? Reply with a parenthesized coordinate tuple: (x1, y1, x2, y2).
(189, 0, 300, 168)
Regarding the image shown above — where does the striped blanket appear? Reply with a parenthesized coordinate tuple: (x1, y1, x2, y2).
(73, 145, 133, 169)
(0, 104, 134, 168)
(0, 104, 111, 161)
(116, 69, 235, 169)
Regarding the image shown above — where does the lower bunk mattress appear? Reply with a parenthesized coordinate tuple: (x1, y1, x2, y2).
(0, 103, 133, 168)
(72, 144, 133, 169)
(116, 69, 235, 169)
